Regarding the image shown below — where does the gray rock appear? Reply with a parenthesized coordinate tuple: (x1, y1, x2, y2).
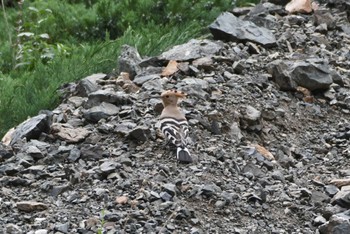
(119, 156, 132, 166)
(240, 105, 262, 132)
(247, 15, 279, 31)
(267, 60, 297, 90)
(10, 114, 50, 146)
(200, 184, 221, 197)
(313, 215, 327, 226)
(86, 89, 131, 107)
(162, 183, 178, 197)
(114, 121, 137, 136)
(84, 102, 119, 123)
(133, 74, 160, 86)
(80, 144, 107, 160)
(319, 210, 350, 234)
(242, 162, 265, 178)
(160, 191, 173, 201)
(76, 73, 105, 97)
(242, 105, 261, 121)
(267, 0, 290, 5)
(128, 126, 151, 142)
(215, 200, 227, 208)
(182, 78, 209, 90)
(118, 45, 142, 80)
(271, 170, 285, 182)
(51, 184, 71, 197)
(331, 70, 346, 87)
(0, 163, 23, 176)
(312, 191, 330, 204)
(209, 12, 276, 47)
(26, 145, 44, 160)
(285, 15, 307, 26)
(248, 2, 285, 16)
(291, 60, 333, 91)
(314, 11, 336, 29)
(179, 85, 210, 100)
(5, 224, 22, 233)
(331, 185, 350, 208)
(325, 184, 340, 197)
(68, 147, 81, 162)
(229, 122, 243, 142)
(268, 59, 333, 91)
(159, 39, 223, 61)
(142, 78, 163, 92)
(100, 161, 118, 174)
(55, 222, 70, 234)
(34, 230, 48, 234)
(0, 143, 14, 160)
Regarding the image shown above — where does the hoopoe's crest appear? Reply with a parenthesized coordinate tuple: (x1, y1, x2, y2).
(158, 90, 192, 163)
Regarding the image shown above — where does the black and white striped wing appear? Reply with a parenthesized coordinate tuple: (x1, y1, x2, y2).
(158, 117, 189, 147)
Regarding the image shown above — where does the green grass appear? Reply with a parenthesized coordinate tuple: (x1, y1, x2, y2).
(0, 0, 258, 138)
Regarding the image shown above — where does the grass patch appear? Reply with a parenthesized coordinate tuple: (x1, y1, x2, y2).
(0, 0, 257, 138)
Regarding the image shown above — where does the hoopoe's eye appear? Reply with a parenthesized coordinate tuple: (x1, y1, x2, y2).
(165, 95, 169, 98)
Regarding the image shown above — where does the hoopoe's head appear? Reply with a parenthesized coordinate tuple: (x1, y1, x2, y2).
(161, 90, 186, 106)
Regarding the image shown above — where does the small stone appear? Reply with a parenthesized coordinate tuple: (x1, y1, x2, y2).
(128, 126, 151, 142)
(10, 114, 50, 146)
(55, 222, 69, 234)
(118, 45, 141, 79)
(159, 39, 223, 61)
(215, 200, 226, 208)
(271, 170, 285, 182)
(5, 224, 22, 233)
(116, 196, 129, 204)
(325, 184, 340, 197)
(160, 192, 173, 201)
(76, 73, 105, 97)
(319, 210, 350, 234)
(84, 102, 119, 123)
(162, 183, 177, 197)
(313, 215, 327, 226)
(100, 161, 118, 174)
(35, 230, 48, 234)
(16, 201, 48, 212)
(209, 12, 276, 47)
(331, 185, 350, 208)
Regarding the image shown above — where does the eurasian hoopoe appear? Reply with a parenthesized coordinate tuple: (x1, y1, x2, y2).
(158, 90, 193, 163)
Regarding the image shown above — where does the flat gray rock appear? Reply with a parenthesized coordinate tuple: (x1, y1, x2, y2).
(268, 59, 333, 91)
(209, 12, 276, 47)
(319, 210, 350, 234)
(118, 45, 142, 80)
(84, 102, 119, 123)
(10, 114, 50, 146)
(76, 73, 105, 97)
(331, 185, 350, 208)
(86, 89, 131, 107)
(159, 39, 223, 61)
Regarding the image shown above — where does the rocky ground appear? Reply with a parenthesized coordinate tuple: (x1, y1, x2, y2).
(1, 0, 350, 233)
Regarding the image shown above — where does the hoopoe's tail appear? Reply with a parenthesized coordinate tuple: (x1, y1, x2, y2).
(176, 147, 192, 163)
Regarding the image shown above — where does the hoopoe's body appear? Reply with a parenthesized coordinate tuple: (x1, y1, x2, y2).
(158, 90, 192, 163)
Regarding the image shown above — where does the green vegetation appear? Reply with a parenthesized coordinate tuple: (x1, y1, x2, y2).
(0, 0, 259, 138)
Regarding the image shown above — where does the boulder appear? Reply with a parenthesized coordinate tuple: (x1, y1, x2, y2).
(10, 114, 50, 146)
(118, 45, 142, 80)
(159, 39, 223, 61)
(209, 12, 276, 47)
